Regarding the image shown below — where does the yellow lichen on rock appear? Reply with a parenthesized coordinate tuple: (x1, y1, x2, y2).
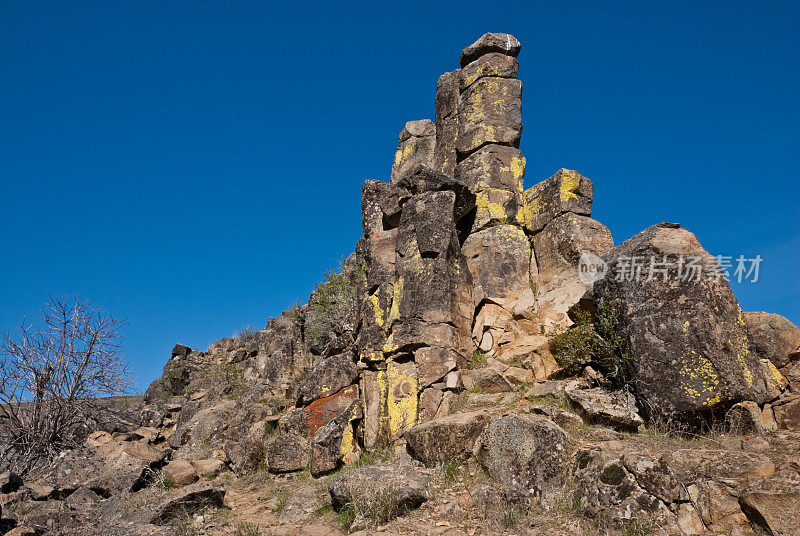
(387, 277, 403, 326)
(370, 292, 385, 328)
(393, 141, 415, 169)
(386, 361, 418, 437)
(679, 352, 722, 406)
(734, 335, 754, 387)
(517, 187, 543, 228)
(559, 169, 581, 202)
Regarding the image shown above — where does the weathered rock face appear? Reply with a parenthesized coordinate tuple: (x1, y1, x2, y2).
(594, 223, 780, 422)
(474, 414, 567, 497)
(404, 411, 488, 467)
(391, 120, 436, 181)
(739, 470, 800, 536)
(744, 311, 800, 369)
(295, 351, 358, 407)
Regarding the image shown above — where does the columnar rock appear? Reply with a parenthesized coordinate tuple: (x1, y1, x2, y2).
(391, 120, 436, 181)
(593, 223, 781, 422)
(433, 71, 460, 178)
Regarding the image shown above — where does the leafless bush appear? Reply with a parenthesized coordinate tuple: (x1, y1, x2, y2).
(0, 296, 130, 472)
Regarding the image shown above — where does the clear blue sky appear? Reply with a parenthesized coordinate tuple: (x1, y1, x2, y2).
(1, 1, 798, 392)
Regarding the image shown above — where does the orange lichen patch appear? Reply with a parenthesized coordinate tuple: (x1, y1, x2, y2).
(304, 384, 359, 435)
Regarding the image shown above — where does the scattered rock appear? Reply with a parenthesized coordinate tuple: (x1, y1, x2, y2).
(162, 460, 198, 487)
(328, 463, 429, 513)
(565, 384, 643, 431)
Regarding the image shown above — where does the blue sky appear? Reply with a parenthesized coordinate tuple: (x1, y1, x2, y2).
(1, 1, 798, 392)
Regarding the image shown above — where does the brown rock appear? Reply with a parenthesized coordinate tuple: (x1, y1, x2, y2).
(744, 311, 800, 369)
(391, 119, 436, 181)
(725, 401, 765, 435)
(191, 459, 225, 479)
(328, 463, 429, 512)
(739, 471, 800, 536)
(457, 77, 522, 156)
(161, 460, 198, 487)
(267, 433, 309, 473)
(594, 223, 779, 422)
(460, 52, 519, 89)
(87, 430, 115, 447)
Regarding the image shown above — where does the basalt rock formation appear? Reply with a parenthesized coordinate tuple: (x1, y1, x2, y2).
(4, 32, 800, 536)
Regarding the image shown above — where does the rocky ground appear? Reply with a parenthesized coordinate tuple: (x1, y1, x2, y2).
(2, 31, 799, 536)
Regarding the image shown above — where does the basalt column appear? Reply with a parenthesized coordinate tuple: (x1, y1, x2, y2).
(357, 123, 476, 449)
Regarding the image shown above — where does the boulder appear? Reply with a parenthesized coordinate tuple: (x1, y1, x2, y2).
(572, 449, 680, 527)
(533, 213, 613, 282)
(296, 352, 358, 407)
(744, 311, 800, 369)
(191, 459, 225, 479)
(162, 460, 198, 487)
(671, 449, 775, 481)
(469, 366, 514, 393)
(404, 411, 489, 466)
(739, 471, 800, 536)
(148, 483, 226, 525)
(267, 433, 309, 473)
(278, 487, 318, 524)
(565, 385, 643, 431)
(474, 414, 567, 496)
(328, 463, 429, 512)
(520, 168, 593, 234)
(725, 401, 765, 435)
(391, 119, 436, 181)
(594, 223, 778, 422)
(460, 32, 521, 67)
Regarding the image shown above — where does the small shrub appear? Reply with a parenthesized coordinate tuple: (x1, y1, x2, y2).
(622, 518, 655, 536)
(233, 325, 260, 342)
(442, 459, 461, 485)
(352, 448, 391, 469)
(235, 522, 263, 536)
(525, 393, 567, 409)
(335, 503, 356, 532)
(549, 309, 599, 369)
(350, 483, 408, 526)
(305, 258, 357, 341)
(470, 349, 488, 368)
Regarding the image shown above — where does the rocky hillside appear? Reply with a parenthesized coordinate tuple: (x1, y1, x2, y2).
(2, 32, 799, 536)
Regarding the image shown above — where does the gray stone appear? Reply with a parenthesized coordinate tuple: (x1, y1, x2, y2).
(404, 411, 489, 467)
(475, 414, 567, 497)
(460, 32, 521, 67)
